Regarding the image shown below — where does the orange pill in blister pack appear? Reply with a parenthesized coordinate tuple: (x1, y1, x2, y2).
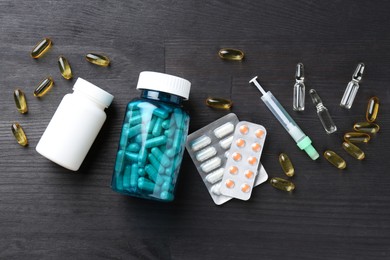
(220, 121, 267, 201)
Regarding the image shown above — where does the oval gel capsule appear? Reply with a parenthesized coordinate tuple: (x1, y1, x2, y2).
(324, 150, 346, 169)
(344, 132, 370, 143)
(31, 38, 52, 58)
(14, 89, 28, 114)
(279, 153, 294, 177)
(58, 56, 73, 80)
(270, 177, 295, 192)
(86, 53, 110, 67)
(353, 122, 380, 134)
(218, 48, 244, 61)
(342, 142, 365, 160)
(366, 96, 379, 123)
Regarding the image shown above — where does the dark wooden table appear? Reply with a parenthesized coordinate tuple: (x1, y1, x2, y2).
(1, 1, 389, 259)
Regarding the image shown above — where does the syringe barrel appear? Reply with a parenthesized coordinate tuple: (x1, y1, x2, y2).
(261, 91, 305, 142)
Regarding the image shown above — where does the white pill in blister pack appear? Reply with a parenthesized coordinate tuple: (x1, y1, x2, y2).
(214, 122, 234, 138)
(196, 147, 217, 162)
(205, 168, 224, 184)
(190, 135, 211, 151)
(219, 135, 234, 149)
(220, 121, 267, 201)
(200, 157, 221, 173)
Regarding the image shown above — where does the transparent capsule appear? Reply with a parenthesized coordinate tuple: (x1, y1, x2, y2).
(353, 122, 380, 134)
(310, 89, 337, 134)
(218, 48, 244, 61)
(31, 38, 52, 59)
(342, 142, 365, 160)
(270, 177, 295, 192)
(323, 150, 346, 169)
(344, 132, 370, 143)
(13, 89, 28, 114)
(279, 153, 294, 177)
(12, 123, 28, 147)
(293, 63, 305, 111)
(58, 56, 73, 80)
(205, 97, 232, 109)
(366, 96, 379, 123)
(85, 53, 110, 67)
(34, 77, 54, 97)
(340, 63, 365, 109)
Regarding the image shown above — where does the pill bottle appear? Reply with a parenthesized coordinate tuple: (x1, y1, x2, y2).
(36, 78, 114, 171)
(111, 71, 191, 202)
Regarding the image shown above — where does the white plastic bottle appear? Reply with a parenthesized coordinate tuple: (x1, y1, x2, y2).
(36, 77, 114, 171)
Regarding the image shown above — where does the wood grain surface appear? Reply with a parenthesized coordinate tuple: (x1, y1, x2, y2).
(0, 1, 389, 259)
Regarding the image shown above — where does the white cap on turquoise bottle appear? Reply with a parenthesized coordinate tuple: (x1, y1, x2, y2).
(136, 71, 191, 100)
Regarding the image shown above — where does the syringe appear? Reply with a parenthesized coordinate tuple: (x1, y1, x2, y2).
(249, 76, 319, 160)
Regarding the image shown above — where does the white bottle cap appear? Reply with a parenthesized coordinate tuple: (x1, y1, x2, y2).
(73, 78, 114, 108)
(136, 71, 191, 100)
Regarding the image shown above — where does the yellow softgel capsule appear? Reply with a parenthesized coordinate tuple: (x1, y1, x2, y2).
(218, 48, 244, 61)
(31, 38, 52, 59)
(342, 142, 365, 160)
(279, 153, 294, 177)
(34, 77, 54, 97)
(205, 97, 232, 109)
(324, 150, 346, 169)
(12, 123, 28, 147)
(13, 89, 28, 114)
(366, 96, 379, 123)
(270, 177, 295, 192)
(353, 122, 380, 134)
(58, 55, 73, 80)
(85, 53, 110, 67)
(344, 132, 370, 143)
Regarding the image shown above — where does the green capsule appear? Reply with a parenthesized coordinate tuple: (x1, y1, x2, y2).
(138, 177, 155, 193)
(344, 132, 370, 143)
(342, 142, 365, 160)
(58, 55, 73, 80)
(153, 108, 169, 119)
(114, 150, 125, 173)
(128, 124, 142, 139)
(152, 117, 164, 136)
(85, 53, 110, 67)
(148, 153, 165, 175)
(31, 38, 52, 59)
(151, 147, 170, 168)
(206, 97, 233, 110)
(33, 77, 54, 97)
(353, 122, 380, 134)
(127, 143, 140, 152)
(12, 123, 28, 147)
(125, 152, 138, 162)
(145, 135, 167, 148)
(122, 166, 132, 190)
(324, 150, 346, 169)
(279, 153, 295, 177)
(218, 48, 244, 61)
(129, 114, 142, 126)
(14, 89, 28, 114)
(130, 164, 139, 188)
(270, 177, 295, 192)
(366, 96, 379, 123)
(160, 191, 174, 201)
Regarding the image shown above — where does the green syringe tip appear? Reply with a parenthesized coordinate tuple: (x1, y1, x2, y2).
(297, 136, 319, 160)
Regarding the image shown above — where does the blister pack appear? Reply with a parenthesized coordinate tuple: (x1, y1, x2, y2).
(220, 121, 267, 200)
(186, 113, 268, 205)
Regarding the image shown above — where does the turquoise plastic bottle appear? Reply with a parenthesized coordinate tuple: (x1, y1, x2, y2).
(112, 71, 191, 201)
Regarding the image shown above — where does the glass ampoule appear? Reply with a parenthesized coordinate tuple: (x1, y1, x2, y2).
(340, 63, 365, 109)
(310, 89, 337, 134)
(293, 63, 305, 111)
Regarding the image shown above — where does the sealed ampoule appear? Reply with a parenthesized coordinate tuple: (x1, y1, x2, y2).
(111, 71, 191, 202)
(186, 113, 268, 205)
(340, 63, 365, 109)
(293, 63, 305, 111)
(309, 89, 337, 134)
(220, 121, 267, 200)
